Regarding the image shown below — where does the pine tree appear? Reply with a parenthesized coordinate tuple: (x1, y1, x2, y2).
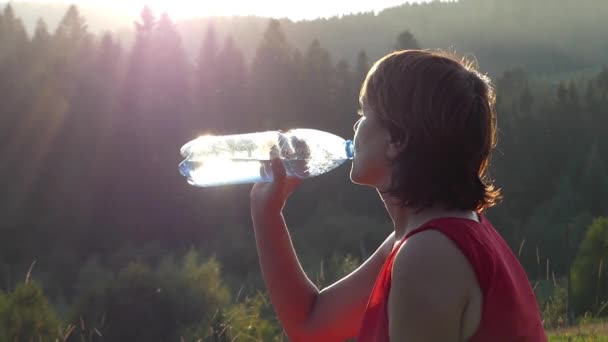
(254, 19, 292, 66)
(519, 82, 534, 115)
(82, 34, 123, 235)
(356, 49, 369, 89)
(568, 80, 580, 108)
(591, 69, 608, 157)
(96, 33, 122, 78)
(124, 6, 157, 96)
(113, 10, 194, 241)
(0, 4, 28, 62)
(110, 6, 161, 238)
(557, 81, 568, 104)
(198, 24, 220, 130)
(54, 5, 88, 43)
(393, 30, 420, 51)
(497, 68, 528, 97)
(120, 6, 157, 127)
(32, 18, 51, 53)
(52, 5, 92, 93)
(251, 19, 294, 130)
(216, 36, 248, 133)
(334, 59, 357, 137)
(584, 80, 595, 108)
(302, 39, 334, 129)
(0, 3, 32, 182)
(597, 66, 608, 96)
(581, 145, 608, 217)
(136, 5, 157, 34)
(151, 12, 192, 136)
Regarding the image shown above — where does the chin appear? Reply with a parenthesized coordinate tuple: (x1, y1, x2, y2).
(350, 161, 391, 189)
(349, 165, 375, 187)
(349, 172, 365, 185)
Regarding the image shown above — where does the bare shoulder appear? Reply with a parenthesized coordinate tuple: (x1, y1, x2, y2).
(388, 230, 477, 341)
(392, 229, 476, 295)
(397, 229, 467, 261)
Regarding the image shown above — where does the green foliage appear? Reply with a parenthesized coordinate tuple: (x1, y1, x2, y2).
(0, 281, 61, 342)
(71, 249, 232, 341)
(223, 293, 283, 341)
(175, 292, 283, 341)
(542, 282, 569, 329)
(74, 255, 115, 298)
(315, 254, 361, 288)
(98, 262, 176, 340)
(572, 218, 608, 316)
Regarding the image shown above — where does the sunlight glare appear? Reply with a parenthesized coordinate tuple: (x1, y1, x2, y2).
(124, 0, 421, 21)
(187, 158, 266, 186)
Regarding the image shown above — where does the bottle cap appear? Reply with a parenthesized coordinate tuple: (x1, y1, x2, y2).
(345, 140, 354, 160)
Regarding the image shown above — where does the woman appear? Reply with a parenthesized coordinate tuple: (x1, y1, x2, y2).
(250, 50, 546, 341)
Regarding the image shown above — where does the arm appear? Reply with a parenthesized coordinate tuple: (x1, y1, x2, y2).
(251, 159, 394, 341)
(388, 230, 475, 342)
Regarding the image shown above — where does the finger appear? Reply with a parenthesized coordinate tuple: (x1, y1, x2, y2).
(271, 158, 287, 182)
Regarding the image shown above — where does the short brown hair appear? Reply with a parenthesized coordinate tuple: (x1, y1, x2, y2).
(359, 50, 502, 212)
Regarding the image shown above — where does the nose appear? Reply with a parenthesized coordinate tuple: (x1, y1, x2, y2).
(353, 118, 362, 132)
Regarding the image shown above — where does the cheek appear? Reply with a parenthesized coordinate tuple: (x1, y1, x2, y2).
(350, 149, 390, 185)
(353, 128, 371, 154)
(352, 129, 362, 151)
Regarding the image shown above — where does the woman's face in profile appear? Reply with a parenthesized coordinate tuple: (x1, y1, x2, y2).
(350, 107, 393, 188)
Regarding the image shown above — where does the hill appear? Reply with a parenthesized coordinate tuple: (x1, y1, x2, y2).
(4, 0, 607, 76)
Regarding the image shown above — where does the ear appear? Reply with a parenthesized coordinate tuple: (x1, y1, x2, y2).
(386, 135, 406, 160)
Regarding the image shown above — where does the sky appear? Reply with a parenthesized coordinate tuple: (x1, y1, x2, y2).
(7, 0, 434, 21)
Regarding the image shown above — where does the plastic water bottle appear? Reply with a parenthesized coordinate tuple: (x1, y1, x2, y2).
(179, 129, 354, 187)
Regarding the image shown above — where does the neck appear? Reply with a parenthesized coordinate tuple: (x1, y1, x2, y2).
(378, 191, 480, 241)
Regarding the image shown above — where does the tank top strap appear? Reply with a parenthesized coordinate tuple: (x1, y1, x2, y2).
(403, 213, 484, 240)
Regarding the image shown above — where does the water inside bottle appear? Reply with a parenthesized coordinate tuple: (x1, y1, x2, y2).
(180, 159, 271, 186)
(179, 157, 349, 187)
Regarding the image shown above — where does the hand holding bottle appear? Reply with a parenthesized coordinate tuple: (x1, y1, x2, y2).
(250, 158, 302, 215)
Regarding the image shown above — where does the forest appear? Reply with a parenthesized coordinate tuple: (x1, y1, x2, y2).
(0, 0, 607, 340)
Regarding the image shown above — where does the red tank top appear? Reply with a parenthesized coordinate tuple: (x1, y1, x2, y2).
(357, 213, 547, 341)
